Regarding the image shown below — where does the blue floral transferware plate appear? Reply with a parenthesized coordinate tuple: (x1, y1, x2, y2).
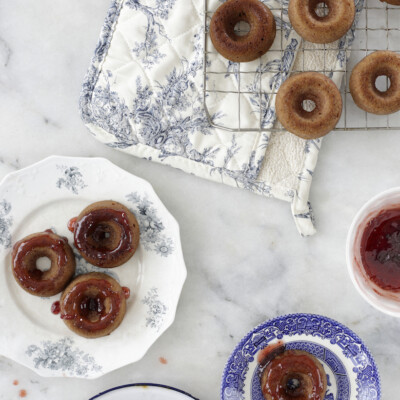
(221, 314, 380, 400)
(0, 156, 186, 378)
(90, 383, 198, 399)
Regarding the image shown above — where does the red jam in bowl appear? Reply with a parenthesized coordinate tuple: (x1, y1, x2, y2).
(360, 208, 400, 292)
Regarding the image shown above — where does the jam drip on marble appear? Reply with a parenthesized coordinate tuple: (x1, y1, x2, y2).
(73, 209, 133, 266)
(60, 278, 122, 332)
(360, 207, 400, 291)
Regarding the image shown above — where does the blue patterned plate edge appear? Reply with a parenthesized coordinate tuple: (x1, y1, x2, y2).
(220, 313, 381, 400)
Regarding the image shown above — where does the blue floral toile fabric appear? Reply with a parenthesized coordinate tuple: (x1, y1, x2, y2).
(80, 0, 364, 236)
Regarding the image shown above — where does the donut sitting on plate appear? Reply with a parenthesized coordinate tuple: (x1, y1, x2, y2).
(260, 349, 327, 400)
(12, 230, 76, 297)
(59, 272, 127, 338)
(69, 200, 140, 268)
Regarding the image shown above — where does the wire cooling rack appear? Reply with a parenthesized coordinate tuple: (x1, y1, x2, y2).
(203, 0, 400, 132)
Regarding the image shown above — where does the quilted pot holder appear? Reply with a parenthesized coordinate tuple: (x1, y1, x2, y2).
(80, 0, 364, 236)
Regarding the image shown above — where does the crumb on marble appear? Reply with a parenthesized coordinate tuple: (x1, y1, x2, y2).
(19, 389, 27, 398)
(159, 357, 168, 364)
(13, 379, 19, 386)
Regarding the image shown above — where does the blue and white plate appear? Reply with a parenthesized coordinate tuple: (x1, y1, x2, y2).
(221, 314, 380, 400)
(90, 383, 198, 400)
(0, 156, 186, 378)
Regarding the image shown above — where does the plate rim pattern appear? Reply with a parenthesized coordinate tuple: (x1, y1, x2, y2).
(220, 313, 381, 400)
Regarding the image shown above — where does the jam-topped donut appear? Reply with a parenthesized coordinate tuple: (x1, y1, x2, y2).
(350, 51, 400, 115)
(260, 349, 327, 400)
(60, 272, 127, 338)
(276, 72, 342, 139)
(289, 0, 355, 44)
(12, 230, 76, 297)
(210, 0, 276, 62)
(71, 200, 140, 268)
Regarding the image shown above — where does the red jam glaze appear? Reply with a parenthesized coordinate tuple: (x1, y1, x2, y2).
(262, 351, 325, 400)
(257, 341, 285, 366)
(360, 208, 400, 291)
(12, 233, 68, 293)
(60, 278, 122, 332)
(67, 217, 77, 233)
(51, 301, 61, 315)
(122, 286, 130, 299)
(74, 209, 133, 266)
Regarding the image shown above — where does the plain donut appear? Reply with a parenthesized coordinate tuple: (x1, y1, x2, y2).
(276, 72, 342, 139)
(210, 0, 276, 62)
(288, 0, 355, 44)
(350, 51, 400, 115)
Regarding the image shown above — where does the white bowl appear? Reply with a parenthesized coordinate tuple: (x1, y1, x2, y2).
(346, 187, 400, 317)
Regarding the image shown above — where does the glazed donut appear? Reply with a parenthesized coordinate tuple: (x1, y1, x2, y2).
(60, 272, 127, 338)
(210, 0, 276, 62)
(288, 0, 356, 44)
(12, 230, 76, 297)
(260, 350, 327, 400)
(276, 72, 342, 139)
(350, 51, 400, 115)
(71, 200, 140, 268)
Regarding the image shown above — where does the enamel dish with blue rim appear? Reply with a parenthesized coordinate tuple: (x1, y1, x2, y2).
(90, 383, 198, 399)
(221, 313, 380, 400)
(0, 156, 186, 378)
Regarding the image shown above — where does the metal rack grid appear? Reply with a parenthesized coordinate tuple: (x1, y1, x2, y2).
(203, 0, 400, 132)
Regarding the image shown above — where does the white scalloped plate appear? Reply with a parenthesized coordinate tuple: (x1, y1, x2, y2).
(0, 156, 186, 378)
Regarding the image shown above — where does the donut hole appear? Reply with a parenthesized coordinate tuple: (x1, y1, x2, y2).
(24, 250, 57, 280)
(78, 290, 108, 322)
(36, 256, 52, 272)
(295, 93, 320, 119)
(233, 20, 251, 37)
(302, 99, 317, 112)
(309, 0, 330, 20)
(88, 221, 122, 251)
(286, 378, 301, 391)
(374, 75, 392, 95)
(282, 373, 309, 396)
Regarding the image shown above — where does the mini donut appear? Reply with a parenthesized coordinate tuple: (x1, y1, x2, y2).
(260, 350, 327, 400)
(60, 272, 126, 338)
(276, 72, 342, 139)
(12, 230, 76, 297)
(71, 200, 140, 268)
(288, 0, 356, 44)
(210, 0, 276, 62)
(350, 51, 400, 115)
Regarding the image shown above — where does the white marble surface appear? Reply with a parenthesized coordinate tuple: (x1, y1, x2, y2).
(0, 0, 399, 399)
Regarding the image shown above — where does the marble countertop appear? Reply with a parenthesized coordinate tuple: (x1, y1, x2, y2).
(0, 0, 399, 399)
